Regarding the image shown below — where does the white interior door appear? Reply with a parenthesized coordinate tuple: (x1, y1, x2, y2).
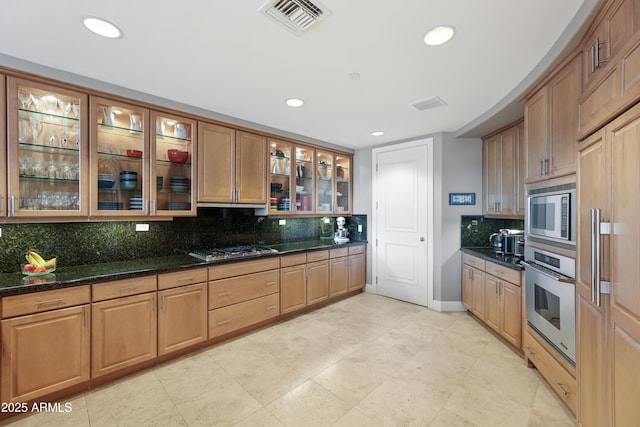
(373, 139, 432, 306)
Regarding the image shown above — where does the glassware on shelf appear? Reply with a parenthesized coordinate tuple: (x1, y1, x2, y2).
(44, 95, 58, 115)
(71, 103, 80, 119)
(102, 107, 114, 126)
(58, 99, 71, 117)
(129, 113, 142, 131)
(29, 117, 42, 144)
(18, 90, 32, 109)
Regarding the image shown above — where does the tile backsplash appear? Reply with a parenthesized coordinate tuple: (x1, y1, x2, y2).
(0, 210, 367, 273)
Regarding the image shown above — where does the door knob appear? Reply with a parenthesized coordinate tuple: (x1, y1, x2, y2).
(420, 237, 425, 241)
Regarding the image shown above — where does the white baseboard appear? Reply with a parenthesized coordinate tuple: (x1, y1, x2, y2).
(429, 300, 467, 312)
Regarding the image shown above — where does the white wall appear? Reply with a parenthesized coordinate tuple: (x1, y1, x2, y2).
(354, 133, 483, 308)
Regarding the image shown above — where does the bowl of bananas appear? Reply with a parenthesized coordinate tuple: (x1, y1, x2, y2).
(22, 251, 57, 276)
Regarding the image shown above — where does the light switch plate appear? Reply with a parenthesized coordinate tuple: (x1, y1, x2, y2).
(279, 219, 286, 225)
(358, 225, 362, 232)
(136, 224, 150, 232)
(324, 218, 330, 224)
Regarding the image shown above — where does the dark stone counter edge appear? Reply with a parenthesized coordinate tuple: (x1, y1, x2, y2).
(0, 240, 368, 298)
(460, 247, 524, 271)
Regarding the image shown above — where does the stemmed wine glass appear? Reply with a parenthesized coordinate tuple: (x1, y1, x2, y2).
(18, 90, 32, 110)
(58, 99, 72, 117)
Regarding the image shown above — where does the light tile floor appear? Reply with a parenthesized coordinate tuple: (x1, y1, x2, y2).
(2, 293, 576, 427)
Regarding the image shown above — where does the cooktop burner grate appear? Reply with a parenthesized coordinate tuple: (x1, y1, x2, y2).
(188, 245, 278, 262)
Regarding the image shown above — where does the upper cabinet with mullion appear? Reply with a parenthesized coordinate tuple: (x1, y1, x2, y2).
(6, 76, 89, 218)
(90, 96, 150, 217)
(150, 112, 196, 216)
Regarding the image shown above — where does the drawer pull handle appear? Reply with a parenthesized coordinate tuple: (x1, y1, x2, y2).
(217, 291, 231, 297)
(35, 298, 63, 306)
(554, 382, 569, 395)
(265, 281, 277, 286)
(217, 319, 231, 326)
(177, 276, 194, 283)
(117, 285, 138, 292)
(266, 305, 277, 311)
(524, 346, 535, 355)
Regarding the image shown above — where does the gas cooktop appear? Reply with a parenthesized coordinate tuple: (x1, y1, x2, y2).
(188, 245, 278, 262)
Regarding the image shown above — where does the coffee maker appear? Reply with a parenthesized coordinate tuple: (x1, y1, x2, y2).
(334, 217, 349, 243)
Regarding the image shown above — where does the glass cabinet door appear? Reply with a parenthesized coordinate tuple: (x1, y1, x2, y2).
(90, 97, 149, 216)
(269, 139, 293, 214)
(6, 77, 89, 217)
(1, 74, 6, 217)
(316, 150, 334, 214)
(295, 145, 315, 213)
(335, 154, 351, 214)
(151, 112, 196, 216)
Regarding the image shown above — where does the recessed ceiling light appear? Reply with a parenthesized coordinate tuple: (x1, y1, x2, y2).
(286, 98, 305, 107)
(349, 73, 361, 80)
(82, 16, 122, 39)
(371, 131, 384, 136)
(424, 25, 456, 46)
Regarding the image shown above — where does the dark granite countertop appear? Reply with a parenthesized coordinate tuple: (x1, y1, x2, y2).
(0, 240, 367, 298)
(460, 247, 524, 271)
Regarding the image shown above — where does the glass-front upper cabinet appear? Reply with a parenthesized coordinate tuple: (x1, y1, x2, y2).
(316, 149, 334, 214)
(269, 139, 293, 214)
(1, 74, 6, 218)
(335, 154, 351, 214)
(90, 96, 149, 216)
(6, 77, 89, 217)
(295, 145, 315, 214)
(151, 112, 196, 216)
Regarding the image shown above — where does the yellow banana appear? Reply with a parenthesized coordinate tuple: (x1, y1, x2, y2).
(44, 258, 57, 269)
(27, 251, 46, 267)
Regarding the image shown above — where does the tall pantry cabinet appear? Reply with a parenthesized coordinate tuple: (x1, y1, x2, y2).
(577, 102, 640, 426)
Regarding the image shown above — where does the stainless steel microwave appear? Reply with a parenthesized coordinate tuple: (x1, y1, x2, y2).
(526, 183, 576, 249)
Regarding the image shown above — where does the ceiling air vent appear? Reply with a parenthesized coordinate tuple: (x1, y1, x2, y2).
(409, 96, 447, 112)
(259, 0, 332, 34)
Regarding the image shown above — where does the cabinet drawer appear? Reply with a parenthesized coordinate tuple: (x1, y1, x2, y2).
(524, 330, 577, 414)
(208, 293, 279, 338)
(158, 267, 207, 290)
(280, 253, 307, 267)
(307, 250, 329, 262)
(330, 247, 349, 258)
(348, 245, 365, 255)
(462, 253, 486, 270)
(92, 276, 157, 302)
(485, 262, 521, 285)
(208, 258, 280, 281)
(209, 269, 279, 309)
(2, 286, 91, 318)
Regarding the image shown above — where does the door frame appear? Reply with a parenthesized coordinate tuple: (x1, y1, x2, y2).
(371, 138, 434, 307)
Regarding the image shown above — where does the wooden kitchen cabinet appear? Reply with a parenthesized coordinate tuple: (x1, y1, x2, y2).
(524, 54, 581, 183)
(207, 258, 280, 338)
(347, 245, 366, 291)
(1, 286, 91, 403)
(197, 122, 267, 205)
(578, 0, 640, 139)
(157, 268, 208, 356)
(306, 257, 329, 305)
(6, 76, 89, 218)
(576, 102, 640, 426)
(482, 119, 524, 218)
(91, 276, 158, 378)
(462, 253, 486, 320)
(150, 111, 197, 216)
(0, 73, 6, 218)
(280, 254, 308, 314)
(329, 247, 349, 297)
(90, 96, 150, 217)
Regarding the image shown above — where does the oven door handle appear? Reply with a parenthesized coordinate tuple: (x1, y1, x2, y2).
(521, 261, 576, 284)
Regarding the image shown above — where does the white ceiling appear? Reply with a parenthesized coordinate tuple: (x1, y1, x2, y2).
(0, 1, 600, 150)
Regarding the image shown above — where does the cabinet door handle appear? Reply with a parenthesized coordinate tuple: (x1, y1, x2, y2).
(266, 305, 277, 311)
(591, 42, 596, 73)
(11, 195, 16, 215)
(539, 160, 544, 176)
(176, 276, 194, 283)
(160, 295, 165, 311)
(83, 306, 89, 329)
(595, 37, 608, 69)
(544, 158, 549, 175)
(265, 281, 277, 287)
(153, 294, 157, 314)
(217, 319, 231, 326)
(217, 291, 231, 297)
(554, 381, 570, 396)
(524, 346, 535, 355)
(117, 285, 138, 293)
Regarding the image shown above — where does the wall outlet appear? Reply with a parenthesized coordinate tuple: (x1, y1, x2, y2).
(324, 218, 330, 224)
(136, 224, 150, 232)
(358, 225, 362, 232)
(279, 219, 286, 225)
